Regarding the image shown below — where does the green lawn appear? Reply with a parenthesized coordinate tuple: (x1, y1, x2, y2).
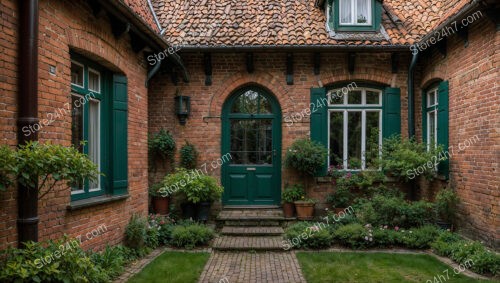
(296, 252, 498, 283)
(127, 251, 210, 283)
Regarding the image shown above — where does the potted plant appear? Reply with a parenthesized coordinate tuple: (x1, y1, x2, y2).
(192, 173, 224, 222)
(148, 129, 176, 166)
(162, 168, 197, 219)
(282, 184, 304, 218)
(435, 188, 459, 230)
(326, 187, 352, 214)
(285, 138, 328, 189)
(294, 197, 316, 220)
(149, 182, 170, 215)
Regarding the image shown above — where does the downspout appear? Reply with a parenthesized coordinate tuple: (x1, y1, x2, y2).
(17, 0, 39, 246)
(146, 0, 165, 35)
(146, 59, 162, 88)
(407, 51, 418, 138)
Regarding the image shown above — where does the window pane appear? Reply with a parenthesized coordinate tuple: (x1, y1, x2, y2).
(356, 0, 370, 24)
(88, 70, 100, 93)
(348, 90, 362, 105)
(71, 94, 84, 192)
(88, 100, 100, 190)
(230, 119, 272, 165)
(365, 111, 380, 168)
(428, 111, 437, 149)
(71, 62, 84, 87)
(329, 90, 344, 105)
(340, 0, 352, 24)
(347, 111, 362, 170)
(366, 90, 380, 104)
(428, 89, 438, 107)
(259, 96, 272, 113)
(329, 111, 344, 167)
(231, 90, 259, 114)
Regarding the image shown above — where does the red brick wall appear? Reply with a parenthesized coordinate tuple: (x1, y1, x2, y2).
(148, 51, 410, 209)
(416, 15, 499, 248)
(0, 0, 150, 251)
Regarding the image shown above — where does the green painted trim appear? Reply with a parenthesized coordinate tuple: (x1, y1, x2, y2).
(221, 86, 282, 205)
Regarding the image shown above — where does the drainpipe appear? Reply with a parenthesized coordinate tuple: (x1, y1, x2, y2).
(17, 0, 40, 247)
(146, 59, 162, 88)
(407, 51, 418, 139)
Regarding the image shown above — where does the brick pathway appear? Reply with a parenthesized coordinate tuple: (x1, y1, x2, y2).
(198, 251, 307, 283)
(213, 236, 284, 251)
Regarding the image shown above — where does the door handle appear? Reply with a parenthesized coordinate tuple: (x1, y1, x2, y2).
(247, 167, 256, 171)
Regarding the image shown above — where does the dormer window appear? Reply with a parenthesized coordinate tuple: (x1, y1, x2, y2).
(327, 0, 381, 32)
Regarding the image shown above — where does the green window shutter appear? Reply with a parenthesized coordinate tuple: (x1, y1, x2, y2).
(112, 74, 128, 195)
(421, 89, 427, 143)
(310, 87, 328, 176)
(437, 80, 449, 179)
(382, 87, 401, 138)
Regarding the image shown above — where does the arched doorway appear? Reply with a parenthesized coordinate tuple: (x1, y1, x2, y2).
(221, 86, 282, 205)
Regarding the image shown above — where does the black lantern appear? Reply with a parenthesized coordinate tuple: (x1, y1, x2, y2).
(174, 95, 190, 125)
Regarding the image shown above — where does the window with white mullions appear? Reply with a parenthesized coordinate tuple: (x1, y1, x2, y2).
(425, 87, 439, 150)
(340, 0, 372, 25)
(328, 88, 382, 171)
(88, 99, 101, 191)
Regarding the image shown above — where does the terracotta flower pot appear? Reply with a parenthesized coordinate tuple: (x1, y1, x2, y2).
(152, 196, 170, 215)
(334, 207, 346, 214)
(282, 202, 295, 218)
(294, 201, 315, 220)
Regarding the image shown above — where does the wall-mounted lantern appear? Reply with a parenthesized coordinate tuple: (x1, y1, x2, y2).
(174, 95, 190, 125)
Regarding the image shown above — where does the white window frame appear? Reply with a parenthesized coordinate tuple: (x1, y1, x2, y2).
(70, 60, 85, 88)
(327, 87, 383, 171)
(88, 68, 101, 93)
(70, 92, 85, 195)
(88, 98, 101, 192)
(339, 0, 372, 26)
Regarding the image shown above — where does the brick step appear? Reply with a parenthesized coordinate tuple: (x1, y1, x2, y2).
(221, 226, 284, 236)
(220, 220, 283, 226)
(212, 236, 285, 251)
(217, 209, 284, 219)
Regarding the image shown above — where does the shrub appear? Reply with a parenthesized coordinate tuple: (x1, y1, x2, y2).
(180, 142, 199, 169)
(371, 228, 402, 247)
(326, 187, 353, 208)
(146, 226, 160, 249)
(149, 214, 176, 245)
(400, 225, 441, 249)
(125, 214, 148, 250)
(171, 223, 214, 249)
(0, 237, 108, 283)
(445, 240, 500, 275)
(333, 223, 369, 249)
(163, 168, 223, 203)
(285, 138, 327, 176)
(89, 245, 129, 280)
(284, 222, 333, 249)
(435, 188, 459, 223)
(431, 231, 462, 257)
(148, 129, 176, 161)
(282, 184, 305, 203)
(376, 135, 443, 181)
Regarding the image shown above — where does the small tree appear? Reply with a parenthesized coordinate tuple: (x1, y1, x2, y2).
(0, 142, 99, 199)
(285, 138, 328, 189)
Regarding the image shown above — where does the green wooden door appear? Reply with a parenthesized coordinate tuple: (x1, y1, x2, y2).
(221, 87, 281, 205)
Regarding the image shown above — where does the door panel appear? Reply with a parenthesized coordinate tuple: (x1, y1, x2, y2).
(228, 174, 249, 200)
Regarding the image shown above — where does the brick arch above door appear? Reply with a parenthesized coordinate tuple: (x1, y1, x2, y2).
(208, 71, 288, 116)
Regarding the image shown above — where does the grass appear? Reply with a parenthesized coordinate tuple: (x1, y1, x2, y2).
(296, 252, 499, 283)
(127, 251, 210, 283)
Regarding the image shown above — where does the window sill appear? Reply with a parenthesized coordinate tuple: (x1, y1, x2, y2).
(67, 194, 129, 211)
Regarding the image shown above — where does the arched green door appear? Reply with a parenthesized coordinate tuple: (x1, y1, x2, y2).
(221, 87, 282, 205)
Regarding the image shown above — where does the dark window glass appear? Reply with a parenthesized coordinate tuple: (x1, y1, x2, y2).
(230, 119, 273, 165)
(329, 111, 344, 166)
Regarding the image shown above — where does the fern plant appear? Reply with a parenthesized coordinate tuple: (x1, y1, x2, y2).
(180, 142, 198, 169)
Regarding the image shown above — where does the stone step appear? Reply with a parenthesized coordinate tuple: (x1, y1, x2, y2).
(221, 226, 284, 236)
(212, 236, 285, 251)
(217, 209, 284, 219)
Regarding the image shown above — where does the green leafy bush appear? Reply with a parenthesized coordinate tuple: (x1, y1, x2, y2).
(149, 214, 176, 245)
(0, 237, 108, 283)
(333, 223, 369, 249)
(171, 223, 214, 249)
(148, 129, 176, 161)
(435, 188, 459, 223)
(163, 168, 223, 203)
(282, 184, 305, 203)
(326, 187, 353, 208)
(146, 226, 160, 249)
(125, 214, 148, 250)
(431, 231, 462, 257)
(0, 145, 16, 191)
(371, 227, 402, 247)
(376, 135, 443, 181)
(400, 225, 441, 249)
(180, 142, 198, 169)
(285, 138, 328, 176)
(284, 222, 333, 249)
(89, 245, 130, 280)
(0, 142, 100, 198)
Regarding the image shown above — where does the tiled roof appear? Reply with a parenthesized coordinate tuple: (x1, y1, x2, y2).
(151, 0, 475, 47)
(122, 0, 160, 32)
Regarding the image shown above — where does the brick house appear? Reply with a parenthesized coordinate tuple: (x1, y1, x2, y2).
(0, 0, 498, 252)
